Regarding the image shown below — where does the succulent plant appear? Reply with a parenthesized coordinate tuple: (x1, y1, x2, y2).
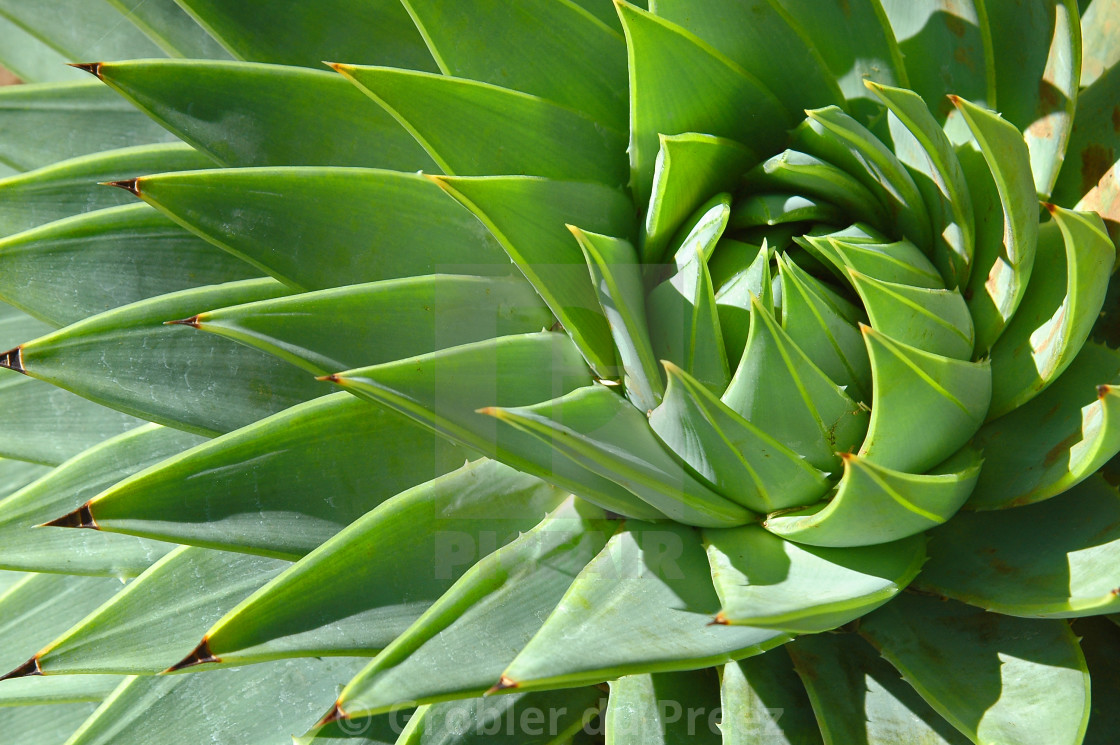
(0, 1, 1119, 743)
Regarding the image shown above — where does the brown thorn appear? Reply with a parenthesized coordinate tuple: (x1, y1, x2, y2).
(0, 656, 42, 682)
(315, 374, 343, 383)
(0, 346, 24, 375)
(1042, 201, 1058, 215)
(67, 62, 102, 78)
(164, 638, 220, 673)
(314, 701, 349, 728)
(164, 315, 202, 329)
(1100, 384, 1112, 399)
(485, 675, 519, 695)
(100, 179, 140, 197)
(708, 613, 730, 627)
(39, 502, 98, 530)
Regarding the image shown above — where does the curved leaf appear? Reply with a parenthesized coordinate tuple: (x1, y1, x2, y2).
(194, 459, 561, 666)
(918, 477, 1120, 617)
(618, 0, 791, 205)
(80, 392, 468, 558)
(92, 60, 437, 170)
(763, 448, 981, 547)
(858, 326, 990, 472)
(335, 65, 628, 187)
(649, 362, 829, 513)
(0, 204, 259, 326)
(721, 651, 823, 745)
(848, 270, 974, 360)
(605, 670, 722, 744)
(987, 206, 1114, 418)
(705, 525, 925, 632)
(499, 522, 790, 691)
(10, 279, 326, 436)
(860, 594, 1090, 745)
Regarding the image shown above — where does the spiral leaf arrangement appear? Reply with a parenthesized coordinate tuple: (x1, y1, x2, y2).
(0, 1, 1118, 744)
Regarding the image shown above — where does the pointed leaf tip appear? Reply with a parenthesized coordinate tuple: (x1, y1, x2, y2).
(67, 62, 102, 78)
(164, 638, 220, 673)
(1099, 385, 1111, 398)
(0, 657, 42, 682)
(1043, 202, 1058, 214)
(314, 702, 349, 728)
(39, 502, 98, 529)
(100, 179, 141, 196)
(486, 675, 519, 695)
(709, 613, 730, 626)
(164, 315, 202, 328)
(315, 374, 343, 383)
(0, 346, 24, 374)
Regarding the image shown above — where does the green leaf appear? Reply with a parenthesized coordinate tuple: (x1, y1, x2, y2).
(0, 423, 194, 576)
(617, 1, 791, 206)
(787, 633, 973, 745)
(649, 362, 829, 513)
(858, 326, 990, 472)
(398, 0, 627, 130)
(722, 297, 869, 473)
(776, 253, 872, 404)
(1051, 53, 1120, 218)
(878, 0, 994, 135)
(0, 702, 101, 745)
(642, 134, 757, 264)
(173, 0, 437, 71)
(64, 659, 370, 745)
(0, 573, 125, 676)
(654, 0, 844, 117)
(987, 0, 1080, 197)
(13, 279, 328, 436)
(93, 60, 438, 169)
(486, 385, 752, 528)
(0, 674, 121, 707)
(330, 332, 662, 519)
(130, 167, 511, 291)
(0, 14, 86, 84)
(0, 204, 259, 326)
(791, 106, 932, 250)
(432, 176, 632, 377)
(705, 526, 925, 632)
(868, 81, 976, 287)
(571, 228, 663, 411)
(0, 373, 144, 466)
(36, 546, 286, 674)
(0, 302, 52, 349)
(860, 594, 1090, 745)
(499, 522, 790, 691)
(848, 270, 974, 360)
(1079, 0, 1116, 87)
(720, 652, 824, 745)
(954, 96, 1041, 354)
(82, 392, 468, 558)
(763, 448, 981, 547)
(0, 458, 52, 501)
(968, 342, 1120, 509)
(730, 193, 845, 229)
(744, 151, 891, 231)
(605, 670, 722, 744)
(918, 477, 1120, 617)
(0, 143, 215, 238)
(102, 0, 232, 59)
(336, 498, 612, 717)
(0, 0, 166, 62)
(196, 459, 562, 665)
(189, 275, 550, 376)
(987, 206, 1114, 418)
(336, 65, 628, 187)
(801, 236, 943, 290)
(772, 0, 907, 126)
(0, 81, 175, 173)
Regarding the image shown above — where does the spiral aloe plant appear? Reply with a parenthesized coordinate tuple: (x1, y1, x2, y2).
(0, 1, 1119, 744)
